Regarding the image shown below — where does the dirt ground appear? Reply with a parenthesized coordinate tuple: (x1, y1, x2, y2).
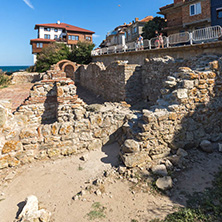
(0, 142, 222, 222)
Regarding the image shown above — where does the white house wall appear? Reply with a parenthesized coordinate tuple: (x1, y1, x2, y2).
(39, 27, 64, 40)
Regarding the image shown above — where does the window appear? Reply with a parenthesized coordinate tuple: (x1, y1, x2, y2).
(190, 2, 201, 16)
(36, 43, 43, 48)
(54, 28, 58, 32)
(54, 35, 58, 39)
(217, 8, 222, 19)
(44, 34, 50, 39)
(68, 35, 79, 40)
(86, 36, 91, 41)
(44, 27, 51, 31)
(133, 27, 137, 34)
(128, 30, 131, 36)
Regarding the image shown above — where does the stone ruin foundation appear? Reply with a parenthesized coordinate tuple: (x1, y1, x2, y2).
(1, 55, 222, 169)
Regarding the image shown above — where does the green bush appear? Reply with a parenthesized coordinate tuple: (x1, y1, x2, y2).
(68, 41, 95, 64)
(142, 16, 167, 39)
(0, 70, 10, 87)
(35, 43, 70, 72)
(154, 169, 222, 222)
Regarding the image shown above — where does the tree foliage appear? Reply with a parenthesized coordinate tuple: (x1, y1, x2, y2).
(35, 43, 70, 72)
(68, 41, 95, 64)
(142, 16, 167, 39)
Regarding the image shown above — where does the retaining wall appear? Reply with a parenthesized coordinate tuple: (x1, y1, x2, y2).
(92, 41, 222, 66)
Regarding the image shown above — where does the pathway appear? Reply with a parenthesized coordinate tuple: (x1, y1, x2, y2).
(0, 83, 33, 112)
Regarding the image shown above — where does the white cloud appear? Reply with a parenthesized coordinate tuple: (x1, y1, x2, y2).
(23, 0, 34, 9)
(93, 34, 100, 38)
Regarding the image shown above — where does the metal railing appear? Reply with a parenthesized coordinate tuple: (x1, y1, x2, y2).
(92, 25, 222, 56)
(168, 32, 190, 45)
(192, 26, 222, 42)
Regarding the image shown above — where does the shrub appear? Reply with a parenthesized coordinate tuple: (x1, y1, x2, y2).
(0, 70, 10, 87)
(35, 43, 70, 72)
(68, 41, 95, 64)
(142, 16, 167, 39)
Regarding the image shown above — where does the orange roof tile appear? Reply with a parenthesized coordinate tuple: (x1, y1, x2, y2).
(34, 23, 95, 34)
(139, 16, 153, 22)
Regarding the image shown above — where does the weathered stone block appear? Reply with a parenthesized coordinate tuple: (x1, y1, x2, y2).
(120, 152, 151, 168)
(122, 139, 140, 153)
(2, 141, 23, 154)
(87, 139, 102, 150)
(47, 148, 61, 158)
(0, 106, 6, 128)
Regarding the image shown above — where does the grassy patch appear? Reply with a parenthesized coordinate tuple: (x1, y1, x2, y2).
(86, 202, 106, 220)
(78, 165, 84, 171)
(156, 168, 222, 222)
(0, 71, 11, 88)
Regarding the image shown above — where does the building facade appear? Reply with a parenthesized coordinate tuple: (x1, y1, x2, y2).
(211, 0, 222, 26)
(30, 21, 95, 63)
(100, 16, 153, 48)
(159, 0, 211, 35)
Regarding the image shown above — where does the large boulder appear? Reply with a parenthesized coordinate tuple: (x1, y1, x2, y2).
(156, 176, 173, 191)
(200, 140, 213, 153)
(17, 195, 51, 222)
(122, 139, 140, 153)
(120, 152, 151, 168)
(151, 164, 168, 176)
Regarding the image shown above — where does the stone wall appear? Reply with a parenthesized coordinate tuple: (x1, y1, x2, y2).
(1, 55, 222, 170)
(78, 61, 141, 104)
(119, 57, 222, 167)
(11, 72, 42, 84)
(0, 66, 133, 169)
(92, 41, 222, 66)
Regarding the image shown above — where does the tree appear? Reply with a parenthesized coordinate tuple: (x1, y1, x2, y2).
(142, 16, 167, 39)
(68, 41, 95, 64)
(35, 43, 70, 72)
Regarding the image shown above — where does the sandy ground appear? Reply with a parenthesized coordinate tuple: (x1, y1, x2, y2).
(0, 143, 222, 222)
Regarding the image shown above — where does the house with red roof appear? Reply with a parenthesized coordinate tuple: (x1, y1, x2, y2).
(99, 16, 153, 48)
(30, 21, 95, 63)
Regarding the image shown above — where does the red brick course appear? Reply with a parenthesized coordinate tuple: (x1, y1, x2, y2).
(0, 83, 33, 112)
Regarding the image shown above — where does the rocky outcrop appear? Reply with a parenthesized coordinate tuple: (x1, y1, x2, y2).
(16, 195, 51, 222)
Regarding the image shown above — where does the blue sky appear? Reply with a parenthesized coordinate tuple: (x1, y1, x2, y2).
(0, 0, 172, 66)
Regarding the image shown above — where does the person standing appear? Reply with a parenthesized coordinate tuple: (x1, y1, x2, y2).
(154, 30, 160, 49)
(159, 33, 164, 48)
(139, 35, 144, 50)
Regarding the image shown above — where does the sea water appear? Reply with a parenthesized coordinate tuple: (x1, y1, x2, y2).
(0, 66, 29, 73)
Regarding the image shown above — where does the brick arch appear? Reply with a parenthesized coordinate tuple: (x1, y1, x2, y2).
(61, 62, 77, 80)
(56, 60, 77, 80)
(57, 60, 71, 70)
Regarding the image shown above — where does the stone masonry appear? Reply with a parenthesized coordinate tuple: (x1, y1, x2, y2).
(1, 54, 222, 169)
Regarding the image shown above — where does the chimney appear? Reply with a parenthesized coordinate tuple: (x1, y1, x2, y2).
(124, 23, 126, 25)
(174, 0, 185, 4)
(135, 18, 139, 22)
(57, 20, 61, 24)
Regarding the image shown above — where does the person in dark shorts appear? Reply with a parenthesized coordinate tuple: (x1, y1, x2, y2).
(155, 30, 160, 48)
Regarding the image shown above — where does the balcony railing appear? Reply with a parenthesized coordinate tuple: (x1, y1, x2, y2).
(92, 25, 222, 56)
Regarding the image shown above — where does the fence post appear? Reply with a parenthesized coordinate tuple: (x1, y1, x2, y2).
(166, 37, 169, 48)
(124, 45, 127, 52)
(189, 33, 193, 45)
(149, 40, 151, 50)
